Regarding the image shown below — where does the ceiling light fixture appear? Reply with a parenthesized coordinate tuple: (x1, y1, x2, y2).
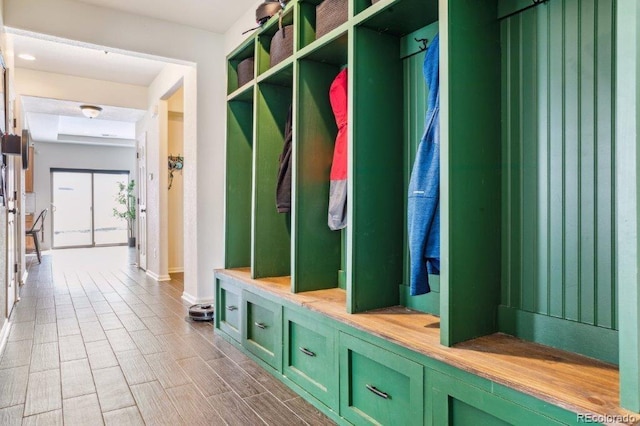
(18, 53, 36, 61)
(80, 105, 103, 119)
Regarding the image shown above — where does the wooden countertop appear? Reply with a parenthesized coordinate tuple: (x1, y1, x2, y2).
(217, 268, 639, 425)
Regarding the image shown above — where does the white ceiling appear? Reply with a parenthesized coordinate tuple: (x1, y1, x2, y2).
(22, 96, 146, 148)
(10, 33, 168, 86)
(71, 0, 259, 33)
(12, 31, 163, 148)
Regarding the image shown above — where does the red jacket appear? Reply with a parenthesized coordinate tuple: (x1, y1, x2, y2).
(328, 68, 348, 230)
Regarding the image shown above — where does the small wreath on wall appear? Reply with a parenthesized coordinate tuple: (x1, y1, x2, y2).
(168, 154, 184, 190)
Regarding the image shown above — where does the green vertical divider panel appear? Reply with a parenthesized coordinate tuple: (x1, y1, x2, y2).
(294, 59, 342, 292)
(349, 26, 404, 313)
(498, 0, 618, 363)
(225, 99, 254, 269)
(253, 82, 293, 278)
(440, 0, 502, 346)
(616, 0, 640, 412)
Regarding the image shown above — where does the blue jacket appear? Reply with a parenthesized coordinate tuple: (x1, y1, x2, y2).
(408, 34, 440, 296)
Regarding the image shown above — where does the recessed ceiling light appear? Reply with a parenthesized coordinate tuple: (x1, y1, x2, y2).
(18, 54, 36, 61)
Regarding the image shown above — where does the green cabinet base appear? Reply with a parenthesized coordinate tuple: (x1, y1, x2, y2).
(214, 272, 610, 426)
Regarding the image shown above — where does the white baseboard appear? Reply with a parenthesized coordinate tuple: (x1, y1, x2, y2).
(146, 270, 171, 282)
(0, 319, 11, 358)
(21, 270, 28, 286)
(181, 292, 214, 306)
(168, 267, 184, 274)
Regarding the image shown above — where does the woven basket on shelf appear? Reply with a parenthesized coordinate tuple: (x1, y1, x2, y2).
(270, 25, 294, 67)
(237, 58, 255, 87)
(316, 0, 348, 39)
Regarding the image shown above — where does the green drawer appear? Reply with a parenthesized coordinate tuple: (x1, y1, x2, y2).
(431, 372, 563, 426)
(217, 278, 242, 342)
(243, 291, 282, 370)
(284, 309, 338, 409)
(339, 332, 423, 426)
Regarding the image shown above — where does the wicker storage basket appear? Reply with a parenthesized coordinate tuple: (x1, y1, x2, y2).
(316, 0, 348, 39)
(270, 25, 294, 67)
(237, 58, 255, 87)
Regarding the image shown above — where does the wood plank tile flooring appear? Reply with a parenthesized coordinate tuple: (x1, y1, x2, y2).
(0, 248, 333, 425)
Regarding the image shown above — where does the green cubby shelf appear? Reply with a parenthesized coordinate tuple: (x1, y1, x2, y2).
(225, 96, 254, 269)
(297, 28, 348, 66)
(227, 81, 255, 102)
(298, 0, 349, 51)
(354, 0, 438, 35)
(253, 77, 294, 279)
(257, 8, 296, 77)
(353, 0, 386, 17)
(256, 58, 295, 86)
(297, 0, 321, 49)
(293, 57, 346, 294)
(227, 36, 256, 95)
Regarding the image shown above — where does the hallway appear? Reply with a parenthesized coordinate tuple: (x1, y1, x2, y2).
(0, 248, 333, 425)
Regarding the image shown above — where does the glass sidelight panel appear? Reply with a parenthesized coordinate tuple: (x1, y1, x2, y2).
(52, 171, 93, 248)
(94, 173, 128, 245)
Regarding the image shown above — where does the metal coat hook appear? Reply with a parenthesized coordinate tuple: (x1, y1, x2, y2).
(499, 0, 549, 21)
(400, 38, 429, 61)
(415, 38, 429, 51)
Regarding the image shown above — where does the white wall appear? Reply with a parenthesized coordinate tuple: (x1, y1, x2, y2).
(136, 63, 195, 288)
(14, 69, 148, 110)
(6, 0, 227, 303)
(168, 112, 184, 273)
(224, 1, 262, 54)
(31, 142, 136, 250)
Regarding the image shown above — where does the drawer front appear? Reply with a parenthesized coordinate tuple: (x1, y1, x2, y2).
(217, 278, 242, 342)
(340, 333, 423, 426)
(243, 291, 282, 370)
(284, 309, 338, 409)
(431, 372, 564, 426)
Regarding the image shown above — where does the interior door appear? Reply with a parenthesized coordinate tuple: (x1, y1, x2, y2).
(6, 161, 17, 314)
(138, 133, 147, 270)
(52, 171, 93, 248)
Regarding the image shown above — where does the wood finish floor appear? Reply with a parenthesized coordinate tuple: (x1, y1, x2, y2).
(0, 248, 334, 425)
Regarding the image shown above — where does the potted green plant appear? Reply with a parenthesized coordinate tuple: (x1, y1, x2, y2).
(113, 179, 136, 247)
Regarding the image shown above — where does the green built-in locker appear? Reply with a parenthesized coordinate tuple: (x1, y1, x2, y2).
(498, 0, 618, 364)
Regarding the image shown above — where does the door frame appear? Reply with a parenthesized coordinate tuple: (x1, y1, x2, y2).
(137, 132, 147, 271)
(50, 168, 130, 249)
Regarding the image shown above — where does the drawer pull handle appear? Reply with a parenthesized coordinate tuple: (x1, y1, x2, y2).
(255, 322, 267, 329)
(366, 384, 389, 400)
(227, 306, 238, 311)
(299, 347, 316, 357)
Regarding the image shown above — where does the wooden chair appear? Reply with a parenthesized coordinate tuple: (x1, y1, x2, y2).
(26, 208, 47, 264)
